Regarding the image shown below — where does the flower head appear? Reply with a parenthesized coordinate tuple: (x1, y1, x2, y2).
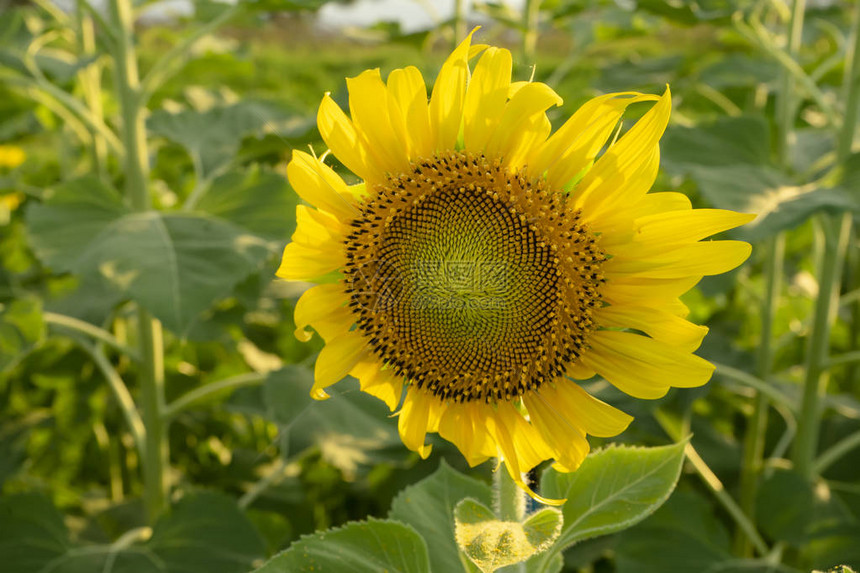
(277, 32, 753, 503)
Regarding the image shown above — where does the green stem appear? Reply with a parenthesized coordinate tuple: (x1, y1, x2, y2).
(452, 0, 467, 51)
(792, 214, 853, 480)
(522, 0, 542, 63)
(837, 0, 860, 160)
(137, 310, 168, 521)
(109, 0, 167, 522)
(815, 430, 860, 474)
(827, 350, 860, 370)
(736, 234, 784, 556)
(494, 466, 526, 572)
(75, 0, 108, 179)
(776, 0, 806, 166)
(163, 372, 266, 420)
(712, 362, 794, 409)
(656, 413, 770, 557)
(73, 337, 146, 457)
(495, 466, 526, 522)
(239, 430, 291, 510)
(840, 2, 860, 390)
(138, 4, 239, 106)
(44, 311, 140, 360)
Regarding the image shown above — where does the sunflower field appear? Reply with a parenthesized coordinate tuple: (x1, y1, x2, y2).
(1, 0, 859, 571)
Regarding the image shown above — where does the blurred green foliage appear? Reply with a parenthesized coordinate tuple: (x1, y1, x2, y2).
(1, 0, 859, 571)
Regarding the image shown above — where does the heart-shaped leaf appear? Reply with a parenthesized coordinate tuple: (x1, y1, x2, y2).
(454, 498, 562, 573)
(252, 518, 429, 573)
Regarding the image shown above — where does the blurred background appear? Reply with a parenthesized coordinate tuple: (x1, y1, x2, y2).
(1, 0, 859, 571)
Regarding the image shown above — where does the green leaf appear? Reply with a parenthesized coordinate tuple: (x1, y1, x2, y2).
(144, 491, 267, 573)
(148, 102, 274, 178)
(26, 176, 127, 272)
(614, 488, 732, 573)
(28, 178, 274, 333)
(661, 116, 771, 170)
(455, 499, 562, 573)
(289, 379, 401, 478)
(252, 518, 430, 573)
(0, 297, 44, 372)
(756, 468, 852, 547)
(0, 493, 70, 572)
(76, 212, 271, 333)
(0, 492, 264, 573)
(683, 165, 860, 241)
(195, 166, 298, 240)
(532, 442, 685, 569)
(263, 365, 314, 428)
(389, 460, 492, 573)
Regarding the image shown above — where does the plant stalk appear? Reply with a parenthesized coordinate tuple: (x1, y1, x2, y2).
(494, 466, 527, 572)
(792, 214, 852, 480)
(522, 0, 542, 64)
(736, 234, 784, 556)
(837, 0, 860, 160)
(109, 0, 168, 521)
(776, 0, 806, 165)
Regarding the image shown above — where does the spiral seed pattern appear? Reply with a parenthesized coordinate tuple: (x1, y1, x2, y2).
(343, 152, 604, 403)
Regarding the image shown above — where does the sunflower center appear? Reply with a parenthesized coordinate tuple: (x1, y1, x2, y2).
(343, 152, 604, 403)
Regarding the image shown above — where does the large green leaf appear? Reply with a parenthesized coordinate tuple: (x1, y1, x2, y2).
(145, 491, 267, 573)
(252, 518, 430, 573)
(529, 443, 685, 570)
(389, 461, 493, 573)
(26, 176, 127, 272)
(661, 116, 771, 170)
(148, 102, 274, 178)
(196, 167, 297, 240)
(76, 212, 271, 333)
(0, 493, 71, 572)
(688, 165, 860, 241)
(28, 178, 274, 333)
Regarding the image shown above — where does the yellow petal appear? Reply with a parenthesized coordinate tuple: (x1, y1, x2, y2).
(522, 391, 591, 473)
(312, 332, 368, 398)
(486, 404, 562, 506)
(485, 82, 562, 168)
(276, 241, 343, 281)
(463, 47, 512, 152)
(604, 240, 753, 279)
(635, 209, 757, 245)
(631, 191, 692, 217)
(429, 30, 478, 151)
(347, 69, 409, 175)
(574, 88, 671, 217)
(566, 361, 596, 380)
(317, 94, 379, 183)
(292, 205, 344, 249)
(294, 283, 353, 342)
(397, 387, 442, 458)
(350, 359, 404, 411)
(555, 382, 633, 438)
(387, 66, 433, 159)
(286, 150, 359, 221)
(581, 330, 714, 399)
(531, 92, 660, 189)
(595, 304, 708, 352)
(601, 275, 702, 306)
(438, 401, 496, 467)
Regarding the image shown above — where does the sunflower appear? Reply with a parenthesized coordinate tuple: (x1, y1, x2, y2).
(277, 32, 753, 503)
